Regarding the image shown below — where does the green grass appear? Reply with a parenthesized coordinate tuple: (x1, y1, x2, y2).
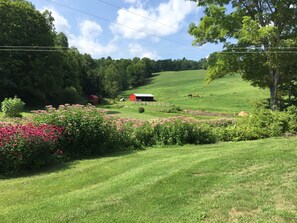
(121, 70, 269, 113)
(1, 137, 297, 222)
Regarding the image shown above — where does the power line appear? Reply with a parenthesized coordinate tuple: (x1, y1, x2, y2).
(0, 49, 64, 52)
(0, 46, 68, 49)
(224, 47, 297, 49)
(219, 51, 297, 54)
(0, 48, 296, 54)
(95, 0, 188, 34)
(45, 0, 191, 47)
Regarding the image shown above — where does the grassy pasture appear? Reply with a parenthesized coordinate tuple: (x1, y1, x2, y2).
(120, 70, 268, 113)
(1, 137, 297, 222)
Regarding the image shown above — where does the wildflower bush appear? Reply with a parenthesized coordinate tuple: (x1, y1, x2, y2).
(0, 123, 63, 175)
(33, 104, 125, 157)
(154, 121, 216, 146)
(1, 96, 25, 117)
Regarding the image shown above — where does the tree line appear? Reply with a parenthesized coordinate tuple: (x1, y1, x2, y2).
(0, 0, 207, 107)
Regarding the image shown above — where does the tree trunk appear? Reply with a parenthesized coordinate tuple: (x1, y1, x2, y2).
(269, 68, 280, 110)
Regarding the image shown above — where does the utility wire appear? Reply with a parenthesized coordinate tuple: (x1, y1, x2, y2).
(0, 46, 69, 49)
(0, 49, 64, 52)
(95, 0, 188, 34)
(45, 0, 191, 47)
(1, 46, 296, 50)
(219, 51, 297, 54)
(1, 49, 296, 54)
(224, 47, 297, 49)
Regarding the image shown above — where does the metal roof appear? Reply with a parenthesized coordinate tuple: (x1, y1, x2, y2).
(133, 94, 154, 97)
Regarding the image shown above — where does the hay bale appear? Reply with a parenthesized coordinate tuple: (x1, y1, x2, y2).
(238, 111, 249, 117)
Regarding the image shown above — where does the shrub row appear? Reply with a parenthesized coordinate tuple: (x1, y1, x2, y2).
(2, 104, 297, 175)
(123, 121, 216, 148)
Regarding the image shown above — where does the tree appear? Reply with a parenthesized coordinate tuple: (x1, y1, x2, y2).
(126, 60, 146, 87)
(103, 64, 121, 99)
(55, 32, 69, 48)
(0, 0, 64, 106)
(189, 0, 297, 110)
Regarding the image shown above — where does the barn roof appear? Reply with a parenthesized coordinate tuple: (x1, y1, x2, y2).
(134, 94, 154, 97)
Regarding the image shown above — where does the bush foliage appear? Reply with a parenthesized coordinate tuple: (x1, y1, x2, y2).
(1, 97, 25, 117)
(138, 107, 145, 113)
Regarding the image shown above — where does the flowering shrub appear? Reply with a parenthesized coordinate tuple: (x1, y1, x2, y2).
(33, 104, 125, 157)
(0, 123, 63, 175)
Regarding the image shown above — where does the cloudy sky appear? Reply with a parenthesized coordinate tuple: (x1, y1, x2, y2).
(30, 0, 223, 60)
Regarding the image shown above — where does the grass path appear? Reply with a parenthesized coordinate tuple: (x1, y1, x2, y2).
(1, 137, 297, 222)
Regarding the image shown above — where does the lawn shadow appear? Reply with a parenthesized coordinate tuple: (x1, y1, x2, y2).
(105, 110, 121, 115)
(143, 73, 160, 86)
(0, 161, 71, 180)
(0, 149, 139, 180)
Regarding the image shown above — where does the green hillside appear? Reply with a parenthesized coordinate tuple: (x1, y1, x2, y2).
(1, 137, 296, 222)
(122, 70, 269, 113)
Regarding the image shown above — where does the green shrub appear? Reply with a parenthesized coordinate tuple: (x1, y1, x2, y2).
(154, 121, 216, 146)
(63, 87, 82, 104)
(138, 107, 145, 113)
(1, 96, 25, 117)
(163, 106, 183, 113)
(133, 123, 156, 148)
(287, 106, 297, 133)
(215, 108, 289, 141)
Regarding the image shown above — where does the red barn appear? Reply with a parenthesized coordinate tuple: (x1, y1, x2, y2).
(129, 94, 154, 101)
(88, 95, 100, 105)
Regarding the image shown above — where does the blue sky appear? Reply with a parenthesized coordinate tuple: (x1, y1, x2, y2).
(29, 0, 223, 60)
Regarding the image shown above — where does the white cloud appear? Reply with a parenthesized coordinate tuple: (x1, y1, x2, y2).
(69, 20, 117, 57)
(112, 0, 197, 40)
(41, 6, 117, 58)
(128, 43, 160, 59)
(42, 6, 71, 33)
(79, 20, 102, 38)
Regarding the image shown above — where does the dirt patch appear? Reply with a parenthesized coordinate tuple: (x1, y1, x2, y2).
(185, 110, 234, 117)
(228, 207, 260, 222)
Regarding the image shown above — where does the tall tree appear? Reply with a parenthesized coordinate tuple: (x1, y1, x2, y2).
(103, 64, 122, 99)
(189, 0, 297, 110)
(126, 60, 146, 87)
(0, 0, 64, 105)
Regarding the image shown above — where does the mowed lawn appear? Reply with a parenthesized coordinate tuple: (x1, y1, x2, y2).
(1, 137, 297, 222)
(122, 70, 269, 113)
